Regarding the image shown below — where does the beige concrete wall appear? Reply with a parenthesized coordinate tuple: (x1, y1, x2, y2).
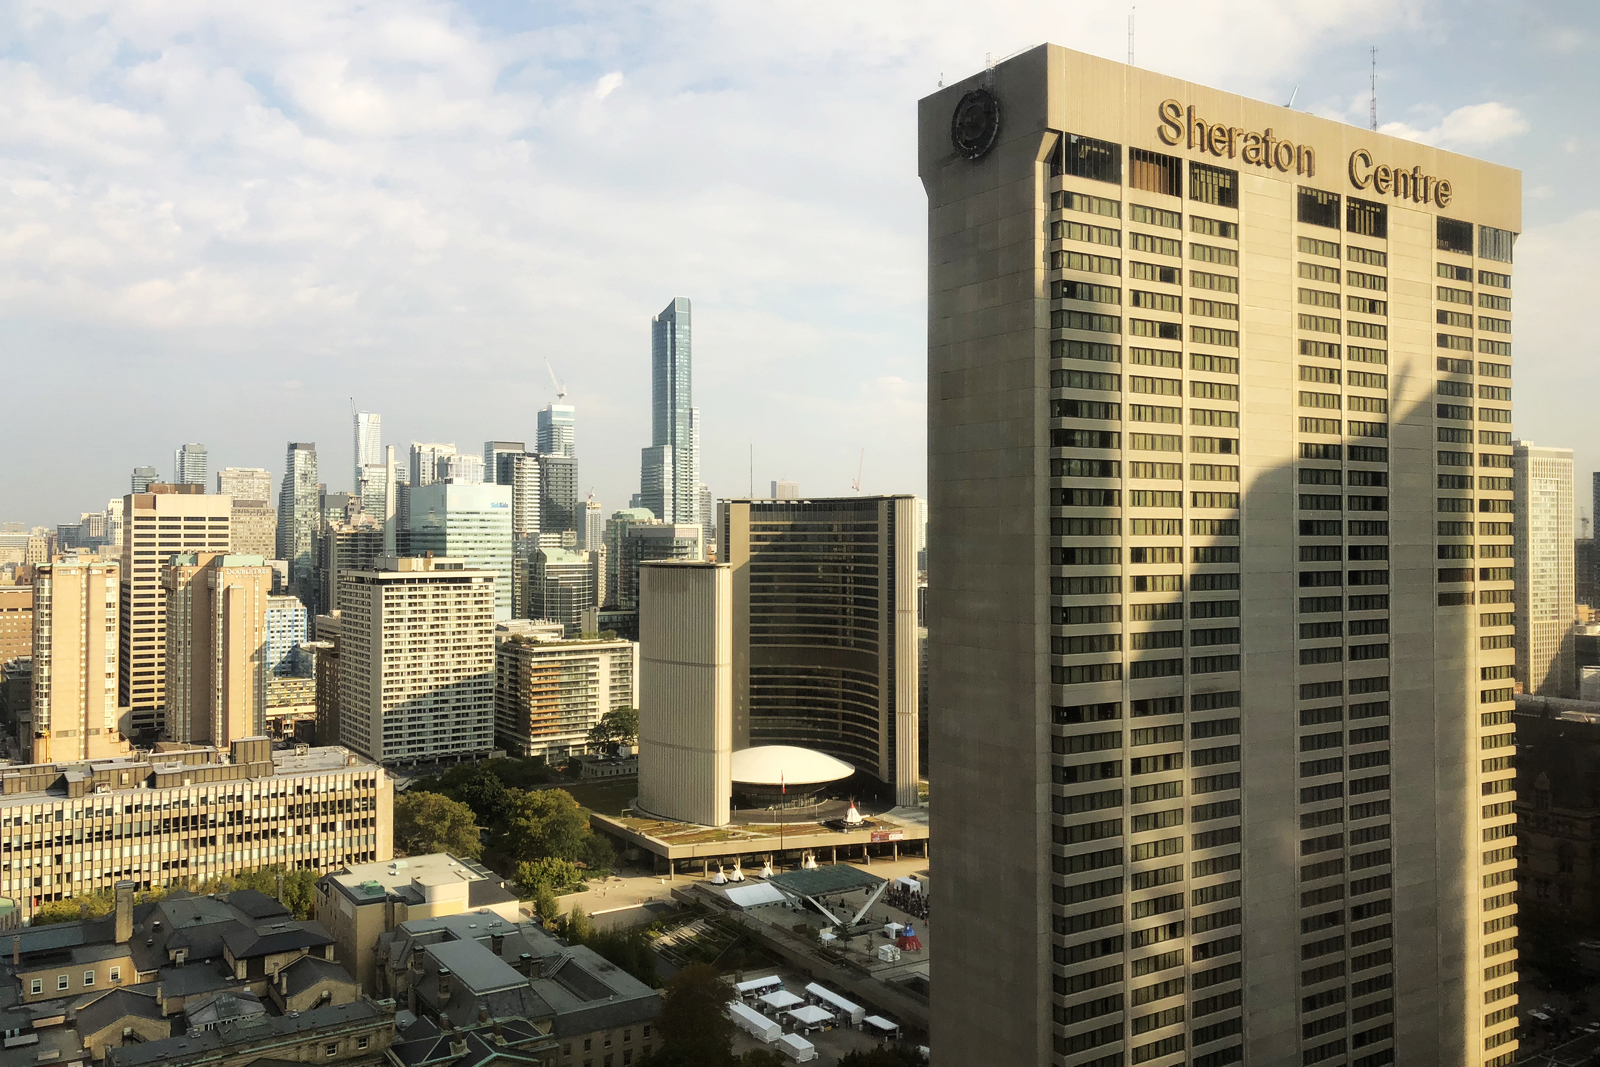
(636, 562, 732, 826)
(921, 42, 1519, 1067)
(32, 560, 122, 762)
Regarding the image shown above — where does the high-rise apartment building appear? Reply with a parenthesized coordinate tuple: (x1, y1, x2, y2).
(484, 440, 526, 479)
(614, 521, 703, 611)
(335, 556, 496, 763)
(0, 586, 31, 665)
(354, 410, 382, 489)
(437, 452, 485, 485)
(771, 480, 799, 500)
(696, 482, 713, 554)
(356, 440, 397, 539)
(229, 500, 277, 559)
(173, 443, 208, 487)
(318, 516, 385, 621)
(639, 298, 699, 523)
(30, 558, 126, 763)
(163, 552, 272, 746)
(539, 453, 579, 548)
(277, 443, 320, 604)
(494, 623, 636, 758)
(583, 498, 604, 553)
(120, 487, 232, 735)
(130, 467, 158, 494)
(921, 46, 1520, 1066)
(217, 467, 273, 501)
(537, 405, 576, 458)
(721, 497, 920, 806)
(529, 548, 597, 635)
(267, 593, 310, 677)
(408, 483, 514, 620)
(1514, 442, 1575, 696)
(408, 442, 455, 489)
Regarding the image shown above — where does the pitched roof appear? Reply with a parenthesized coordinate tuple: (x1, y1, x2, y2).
(277, 954, 353, 997)
(76, 988, 165, 1037)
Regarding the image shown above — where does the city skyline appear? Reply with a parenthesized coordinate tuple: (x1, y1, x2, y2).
(0, 4, 1584, 531)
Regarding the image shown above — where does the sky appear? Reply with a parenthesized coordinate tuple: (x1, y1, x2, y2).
(0, 0, 1596, 529)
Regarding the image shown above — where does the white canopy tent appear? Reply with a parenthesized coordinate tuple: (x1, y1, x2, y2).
(725, 883, 787, 909)
(728, 1001, 780, 1043)
(760, 990, 805, 1013)
(785, 1005, 834, 1033)
(864, 1015, 901, 1039)
(804, 983, 866, 1026)
(776, 1033, 818, 1062)
(734, 975, 783, 998)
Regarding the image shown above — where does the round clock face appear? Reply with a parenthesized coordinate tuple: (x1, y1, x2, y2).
(950, 88, 1001, 160)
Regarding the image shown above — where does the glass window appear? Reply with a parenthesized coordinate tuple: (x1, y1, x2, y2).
(57, 975, 69, 991)
(1437, 218, 1473, 255)
(83, 971, 94, 988)
(1129, 147, 1182, 196)
(1298, 188, 1340, 228)
(30, 980, 41, 995)
(1346, 197, 1387, 239)
(1058, 133, 1122, 184)
(1190, 162, 1238, 208)
(1478, 225, 1515, 264)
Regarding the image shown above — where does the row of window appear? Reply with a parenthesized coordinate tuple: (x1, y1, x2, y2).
(1053, 340, 1240, 374)
(1054, 460, 1240, 481)
(1054, 401, 1240, 426)
(1052, 370, 1240, 399)
(1055, 490, 1242, 509)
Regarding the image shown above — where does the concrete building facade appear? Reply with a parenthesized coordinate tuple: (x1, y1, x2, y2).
(636, 561, 732, 827)
(494, 625, 636, 759)
(921, 45, 1520, 1067)
(335, 557, 495, 764)
(120, 487, 233, 736)
(1514, 441, 1575, 697)
(0, 586, 31, 666)
(720, 496, 921, 806)
(315, 853, 520, 993)
(613, 520, 703, 611)
(228, 500, 277, 560)
(30, 559, 126, 763)
(173, 444, 208, 487)
(163, 553, 274, 747)
(217, 468, 274, 501)
(0, 738, 390, 921)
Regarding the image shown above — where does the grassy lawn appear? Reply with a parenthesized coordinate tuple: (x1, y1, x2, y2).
(565, 776, 638, 816)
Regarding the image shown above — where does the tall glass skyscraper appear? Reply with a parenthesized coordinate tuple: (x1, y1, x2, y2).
(537, 405, 576, 458)
(640, 297, 700, 523)
(277, 442, 320, 605)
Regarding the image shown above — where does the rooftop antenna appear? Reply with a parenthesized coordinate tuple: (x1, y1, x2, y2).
(851, 449, 865, 493)
(983, 53, 995, 88)
(1127, 8, 1135, 66)
(1285, 85, 1299, 109)
(938, 72, 944, 88)
(749, 444, 754, 498)
(1369, 46, 1378, 131)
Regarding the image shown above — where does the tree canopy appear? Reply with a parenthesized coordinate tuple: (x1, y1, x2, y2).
(651, 964, 735, 1065)
(395, 790, 482, 858)
(502, 788, 591, 865)
(587, 707, 639, 750)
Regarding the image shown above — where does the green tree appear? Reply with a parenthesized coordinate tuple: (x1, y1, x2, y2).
(534, 886, 561, 925)
(581, 926, 660, 989)
(395, 790, 482, 858)
(653, 964, 735, 1066)
(563, 902, 593, 943)
(211, 866, 321, 919)
(587, 708, 639, 750)
(738, 1052, 788, 1067)
(452, 767, 512, 825)
(502, 788, 590, 864)
(583, 832, 616, 876)
(516, 856, 583, 897)
(31, 890, 115, 925)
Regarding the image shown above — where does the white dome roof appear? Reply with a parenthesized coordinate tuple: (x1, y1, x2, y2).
(730, 746, 855, 786)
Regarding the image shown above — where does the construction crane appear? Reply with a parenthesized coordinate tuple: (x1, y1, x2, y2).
(851, 449, 865, 493)
(545, 361, 568, 402)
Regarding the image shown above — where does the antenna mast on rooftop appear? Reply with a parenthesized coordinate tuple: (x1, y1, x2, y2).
(1128, 9, 1136, 66)
(1369, 46, 1378, 131)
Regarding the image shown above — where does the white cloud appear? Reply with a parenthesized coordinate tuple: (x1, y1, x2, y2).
(1379, 102, 1529, 149)
(0, 0, 1510, 524)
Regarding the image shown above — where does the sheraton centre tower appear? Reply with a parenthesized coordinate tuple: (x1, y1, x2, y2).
(922, 45, 1521, 1067)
